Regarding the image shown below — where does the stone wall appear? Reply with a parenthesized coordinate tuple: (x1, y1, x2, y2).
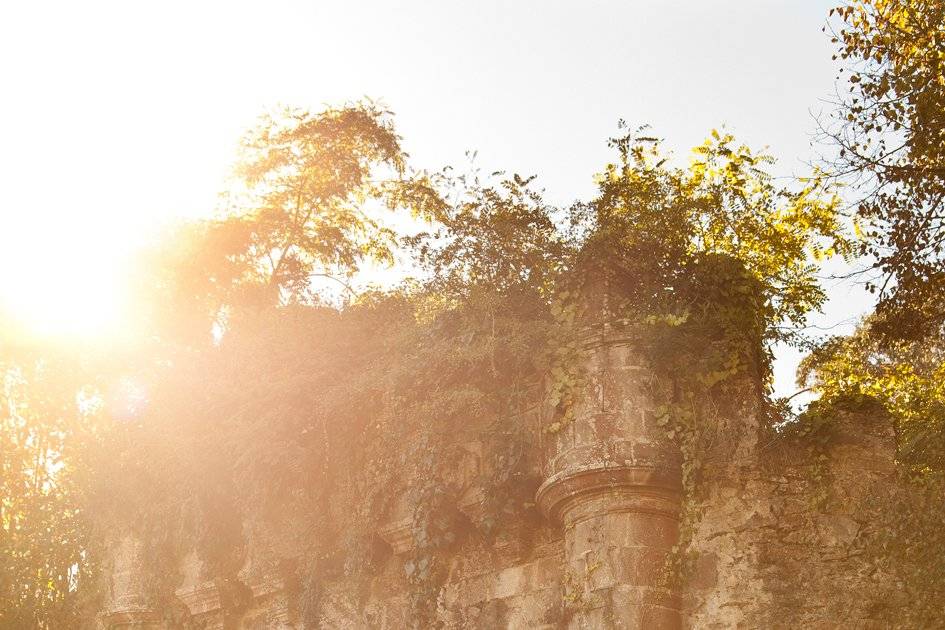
(681, 395, 909, 628)
(95, 334, 935, 629)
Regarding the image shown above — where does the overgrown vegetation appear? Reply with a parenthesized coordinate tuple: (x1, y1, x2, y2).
(1, 107, 850, 627)
(4, 2, 945, 626)
(0, 341, 101, 629)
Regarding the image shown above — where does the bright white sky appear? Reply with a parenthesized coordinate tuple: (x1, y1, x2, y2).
(0, 0, 872, 398)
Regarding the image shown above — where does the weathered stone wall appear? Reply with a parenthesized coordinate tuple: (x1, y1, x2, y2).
(96, 340, 936, 629)
(683, 404, 917, 629)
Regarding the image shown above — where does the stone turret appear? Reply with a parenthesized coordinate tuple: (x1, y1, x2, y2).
(99, 536, 162, 629)
(537, 290, 683, 628)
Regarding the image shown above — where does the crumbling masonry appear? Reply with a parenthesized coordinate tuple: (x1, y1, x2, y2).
(97, 297, 933, 629)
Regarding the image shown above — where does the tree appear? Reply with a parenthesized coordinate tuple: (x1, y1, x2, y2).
(824, 0, 945, 341)
(229, 103, 406, 301)
(0, 343, 99, 629)
(134, 102, 431, 346)
(799, 319, 945, 472)
(581, 126, 850, 353)
(409, 172, 567, 297)
(793, 0, 945, 469)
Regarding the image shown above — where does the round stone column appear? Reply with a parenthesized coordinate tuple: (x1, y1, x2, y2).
(100, 609, 162, 629)
(100, 536, 162, 629)
(537, 333, 682, 629)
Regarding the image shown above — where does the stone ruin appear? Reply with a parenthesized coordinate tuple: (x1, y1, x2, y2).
(95, 302, 933, 629)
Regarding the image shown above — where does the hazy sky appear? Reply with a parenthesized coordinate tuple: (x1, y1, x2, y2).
(0, 0, 871, 397)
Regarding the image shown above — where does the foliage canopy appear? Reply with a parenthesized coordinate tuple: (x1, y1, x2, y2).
(825, 0, 945, 341)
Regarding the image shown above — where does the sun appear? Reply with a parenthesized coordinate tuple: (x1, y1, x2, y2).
(0, 218, 131, 341)
(0, 117, 229, 342)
